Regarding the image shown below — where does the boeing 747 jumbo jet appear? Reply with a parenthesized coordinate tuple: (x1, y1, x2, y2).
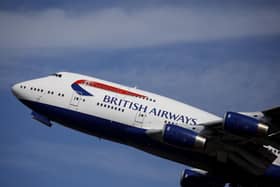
(12, 72, 280, 187)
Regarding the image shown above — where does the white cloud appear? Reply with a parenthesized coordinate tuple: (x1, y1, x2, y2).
(0, 6, 280, 49)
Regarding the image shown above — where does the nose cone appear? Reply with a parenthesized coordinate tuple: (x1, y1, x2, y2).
(11, 83, 20, 98)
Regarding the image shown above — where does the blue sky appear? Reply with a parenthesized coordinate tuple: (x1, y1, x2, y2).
(0, 1, 280, 187)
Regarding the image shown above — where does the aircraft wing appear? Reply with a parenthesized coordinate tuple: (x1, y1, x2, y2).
(263, 106, 280, 141)
(200, 106, 280, 176)
(146, 107, 280, 176)
(263, 106, 280, 124)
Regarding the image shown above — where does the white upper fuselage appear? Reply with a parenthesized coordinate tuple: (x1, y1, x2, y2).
(12, 72, 221, 133)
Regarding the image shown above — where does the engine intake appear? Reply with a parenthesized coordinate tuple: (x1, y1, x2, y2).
(224, 112, 269, 137)
(163, 124, 206, 149)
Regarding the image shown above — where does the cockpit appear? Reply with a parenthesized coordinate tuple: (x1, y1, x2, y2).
(50, 73, 62, 78)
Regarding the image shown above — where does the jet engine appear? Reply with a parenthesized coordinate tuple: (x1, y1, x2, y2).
(162, 124, 206, 149)
(224, 112, 269, 137)
(180, 168, 225, 187)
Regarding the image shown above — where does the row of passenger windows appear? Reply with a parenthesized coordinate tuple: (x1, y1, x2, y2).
(20, 84, 156, 104)
(164, 120, 181, 127)
(97, 102, 125, 112)
(30, 87, 65, 97)
(135, 96, 156, 103)
(164, 120, 195, 126)
(164, 120, 197, 130)
(30, 87, 44, 92)
(19, 85, 65, 98)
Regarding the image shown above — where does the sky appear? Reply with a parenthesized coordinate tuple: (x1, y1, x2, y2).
(0, 1, 280, 187)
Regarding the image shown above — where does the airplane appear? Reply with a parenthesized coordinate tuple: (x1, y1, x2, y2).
(11, 72, 280, 187)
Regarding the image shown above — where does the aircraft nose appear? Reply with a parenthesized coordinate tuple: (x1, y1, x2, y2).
(11, 83, 20, 98)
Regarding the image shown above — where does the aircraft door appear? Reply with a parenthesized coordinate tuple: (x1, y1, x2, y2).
(35, 88, 45, 101)
(134, 111, 146, 127)
(70, 92, 81, 107)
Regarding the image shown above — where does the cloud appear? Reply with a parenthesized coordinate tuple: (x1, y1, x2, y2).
(1, 42, 279, 113)
(0, 6, 280, 49)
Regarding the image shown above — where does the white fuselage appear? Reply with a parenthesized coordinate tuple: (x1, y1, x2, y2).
(11, 72, 280, 185)
(11, 72, 223, 169)
(12, 72, 221, 132)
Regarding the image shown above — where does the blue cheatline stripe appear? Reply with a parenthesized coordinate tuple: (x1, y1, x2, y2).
(71, 83, 93, 96)
(19, 99, 208, 165)
(264, 164, 280, 178)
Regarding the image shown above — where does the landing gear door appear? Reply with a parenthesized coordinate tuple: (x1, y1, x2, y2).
(70, 92, 81, 107)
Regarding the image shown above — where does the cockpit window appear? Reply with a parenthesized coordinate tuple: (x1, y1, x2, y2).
(50, 73, 62, 78)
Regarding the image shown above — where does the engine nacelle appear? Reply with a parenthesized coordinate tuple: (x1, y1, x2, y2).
(163, 124, 206, 149)
(180, 168, 225, 187)
(224, 112, 269, 137)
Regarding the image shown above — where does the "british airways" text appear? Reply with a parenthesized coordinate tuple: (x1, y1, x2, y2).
(103, 95, 197, 125)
